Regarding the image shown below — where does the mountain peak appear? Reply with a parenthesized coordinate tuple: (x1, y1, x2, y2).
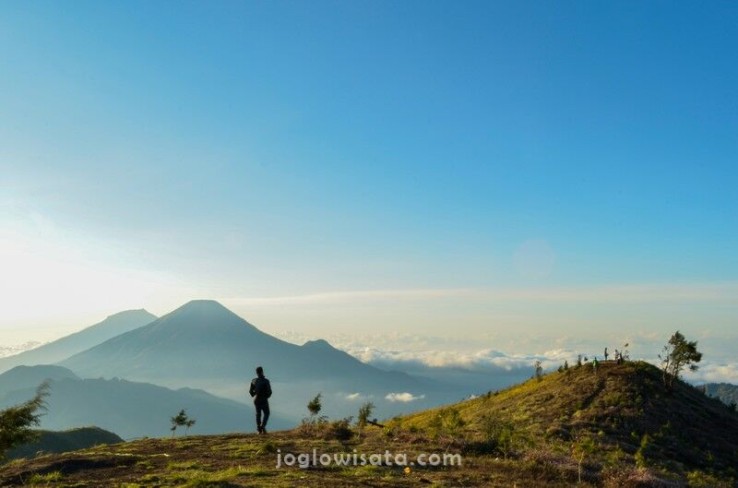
(165, 300, 240, 321)
(178, 299, 229, 311)
(302, 339, 334, 350)
(105, 309, 155, 321)
(0, 309, 157, 374)
(183, 299, 225, 307)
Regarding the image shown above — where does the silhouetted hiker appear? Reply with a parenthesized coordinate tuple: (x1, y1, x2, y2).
(249, 366, 272, 434)
(592, 356, 599, 374)
(604, 347, 609, 361)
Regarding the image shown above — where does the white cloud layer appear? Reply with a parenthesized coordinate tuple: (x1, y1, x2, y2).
(348, 346, 576, 373)
(271, 331, 738, 385)
(356, 346, 738, 385)
(681, 362, 738, 385)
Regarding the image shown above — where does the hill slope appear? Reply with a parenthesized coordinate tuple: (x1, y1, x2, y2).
(399, 360, 738, 483)
(0, 310, 157, 374)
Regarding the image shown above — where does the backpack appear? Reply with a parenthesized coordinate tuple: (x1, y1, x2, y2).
(252, 377, 272, 399)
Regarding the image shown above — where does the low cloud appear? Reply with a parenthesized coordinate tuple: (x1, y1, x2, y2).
(345, 393, 362, 401)
(274, 331, 738, 386)
(348, 346, 577, 374)
(385, 392, 425, 403)
(683, 362, 738, 385)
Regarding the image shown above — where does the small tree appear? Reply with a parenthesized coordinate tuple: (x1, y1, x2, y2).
(534, 360, 543, 381)
(170, 409, 195, 437)
(572, 434, 596, 484)
(307, 393, 322, 418)
(659, 331, 702, 389)
(480, 415, 518, 459)
(0, 382, 50, 459)
(185, 418, 196, 435)
(300, 393, 327, 434)
(357, 401, 375, 430)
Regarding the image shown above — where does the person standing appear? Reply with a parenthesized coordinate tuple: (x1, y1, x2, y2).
(249, 366, 272, 434)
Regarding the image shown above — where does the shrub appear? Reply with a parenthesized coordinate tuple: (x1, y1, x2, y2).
(325, 418, 354, 441)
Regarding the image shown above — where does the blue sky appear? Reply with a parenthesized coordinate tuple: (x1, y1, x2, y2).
(1, 2, 737, 367)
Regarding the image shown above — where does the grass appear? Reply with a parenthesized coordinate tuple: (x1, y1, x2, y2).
(1, 362, 736, 486)
(28, 471, 63, 485)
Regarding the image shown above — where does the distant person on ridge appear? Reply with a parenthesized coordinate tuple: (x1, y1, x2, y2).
(249, 366, 272, 434)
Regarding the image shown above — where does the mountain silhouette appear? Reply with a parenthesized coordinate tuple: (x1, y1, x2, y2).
(61, 300, 420, 385)
(0, 365, 289, 439)
(0, 310, 157, 374)
(58, 300, 441, 422)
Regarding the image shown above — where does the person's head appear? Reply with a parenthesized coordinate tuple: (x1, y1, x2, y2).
(256, 366, 264, 377)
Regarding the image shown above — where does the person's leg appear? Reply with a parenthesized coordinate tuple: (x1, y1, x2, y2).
(261, 403, 270, 433)
(255, 404, 263, 433)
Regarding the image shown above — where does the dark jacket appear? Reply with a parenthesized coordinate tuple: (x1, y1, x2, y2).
(249, 376, 272, 403)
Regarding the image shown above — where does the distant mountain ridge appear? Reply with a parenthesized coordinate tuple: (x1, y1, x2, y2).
(0, 310, 157, 374)
(60, 300, 425, 387)
(0, 365, 287, 439)
(0, 342, 43, 359)
(58, 300, 446, 422)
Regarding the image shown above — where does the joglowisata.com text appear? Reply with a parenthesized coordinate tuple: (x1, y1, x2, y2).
(276, 448, 463, 469)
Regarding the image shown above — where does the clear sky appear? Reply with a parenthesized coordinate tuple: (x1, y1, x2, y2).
(1, 2, 736, 370)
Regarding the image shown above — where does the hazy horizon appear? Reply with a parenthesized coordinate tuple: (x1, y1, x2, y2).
(2, 3, 736, 383)
(2, 298, 736, 386)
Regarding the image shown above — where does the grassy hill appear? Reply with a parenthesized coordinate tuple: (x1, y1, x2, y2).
(398, 360, 738, 485)
(0, 360, 735, 487)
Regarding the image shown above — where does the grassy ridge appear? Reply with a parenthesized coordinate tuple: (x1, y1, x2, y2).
(397, 360, 738, 484)
(0, 361, 736, 487)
